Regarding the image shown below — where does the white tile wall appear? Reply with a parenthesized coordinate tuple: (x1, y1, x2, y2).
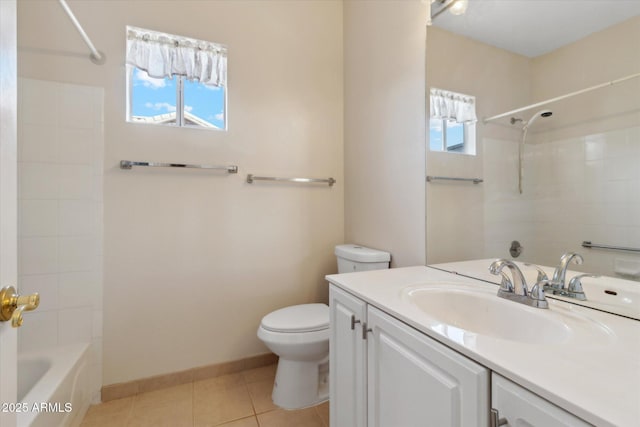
(17, 79, 103, 401)
(483, 126, 640, 278)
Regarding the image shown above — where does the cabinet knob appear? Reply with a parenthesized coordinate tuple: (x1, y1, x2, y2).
(350, 314, 361, 330)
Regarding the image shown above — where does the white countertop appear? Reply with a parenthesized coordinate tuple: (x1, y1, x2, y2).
(326, 266, 640, 427)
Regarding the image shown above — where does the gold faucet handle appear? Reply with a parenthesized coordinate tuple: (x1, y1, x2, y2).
(1, 286, 40, 328)
(16, 293, 40, 310)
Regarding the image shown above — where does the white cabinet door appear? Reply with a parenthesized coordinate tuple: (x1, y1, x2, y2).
(330, 285, 368, 427)
(367, 306, 489, 427)
(491, 374, 591, 427)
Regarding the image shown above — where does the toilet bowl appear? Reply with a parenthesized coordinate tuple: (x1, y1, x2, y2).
(257, 244, 390, 410)
(257, 303, 330, 410)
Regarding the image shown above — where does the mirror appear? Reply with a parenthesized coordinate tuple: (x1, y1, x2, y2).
(425, 1, 640, 284)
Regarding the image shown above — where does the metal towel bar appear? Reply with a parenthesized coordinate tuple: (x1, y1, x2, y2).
(581, 241, 640, 253)
(426, 176, 483, 184)
(246, 174, 335, 186)
(120, 160, 238, 173)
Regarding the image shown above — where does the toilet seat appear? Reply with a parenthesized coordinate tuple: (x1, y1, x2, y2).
(260, 303, 329, 333)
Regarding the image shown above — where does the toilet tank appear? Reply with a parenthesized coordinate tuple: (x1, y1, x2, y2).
(335, 244, 391, 273)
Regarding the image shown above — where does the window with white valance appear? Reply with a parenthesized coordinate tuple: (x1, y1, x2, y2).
(429, 88, 477, 154)
(125, 26, 227, 130)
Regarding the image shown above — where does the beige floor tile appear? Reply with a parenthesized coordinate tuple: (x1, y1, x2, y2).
(79, 397, 133, 426)
(80, 412, 131, 426)
(193, 377, 254, 427)
(315, 401, 329, 427)
(128, 400, 193, 427)
(218, 416, 259, 427)
(133, 382, 192, 407)
(129, 384, 193, 427)
(242, 364, 277, 384)
(246, 379, 278, 414)
(195, 373, 245, 393)
(257, 407, 325, 427)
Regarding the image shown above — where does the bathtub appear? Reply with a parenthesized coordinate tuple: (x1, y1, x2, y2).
(18, 343, 94, 427)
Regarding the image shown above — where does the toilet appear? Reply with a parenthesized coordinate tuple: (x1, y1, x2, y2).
(257, 244, 390, 410)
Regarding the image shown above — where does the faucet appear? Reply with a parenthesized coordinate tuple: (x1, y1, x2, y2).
(489, 259, 528, 296)
(546, 252, 584, 293)
(489, 259, 548, 309)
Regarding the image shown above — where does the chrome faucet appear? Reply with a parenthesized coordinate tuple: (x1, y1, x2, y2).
(490, 259, 528, 295)
(489, 259, 548, 309)
(545, 252, 584, 293)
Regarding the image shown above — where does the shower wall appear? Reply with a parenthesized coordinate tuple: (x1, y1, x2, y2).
(17, 78, 104, 400)
(484, 126, 640, 277)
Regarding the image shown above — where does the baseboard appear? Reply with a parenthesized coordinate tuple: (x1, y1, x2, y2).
(100, 352, 277, 402)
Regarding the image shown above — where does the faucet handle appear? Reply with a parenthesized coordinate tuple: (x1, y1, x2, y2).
(529, 281, 549, 309)
(524, 263, 548, 283)
(567, 274, 598, 300)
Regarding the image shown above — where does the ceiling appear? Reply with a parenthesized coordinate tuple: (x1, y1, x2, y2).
(431, 0, 640, 58)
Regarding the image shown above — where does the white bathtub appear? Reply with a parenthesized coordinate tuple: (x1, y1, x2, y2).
(18, 343, 94, 427)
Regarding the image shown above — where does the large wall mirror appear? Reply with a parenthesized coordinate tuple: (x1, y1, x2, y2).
(425, 1, 640, 285)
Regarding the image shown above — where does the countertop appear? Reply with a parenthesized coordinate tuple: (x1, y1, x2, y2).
(326, 266, 640, 427)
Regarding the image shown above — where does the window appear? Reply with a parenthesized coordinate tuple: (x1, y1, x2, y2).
(125, 26, 227, 130)
(429, 88, 476, 155)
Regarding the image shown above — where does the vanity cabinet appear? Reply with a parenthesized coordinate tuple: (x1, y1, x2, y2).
(330, 285, 489, 427)
(330, 285, 367, 427)
(491, 374, 591, 427)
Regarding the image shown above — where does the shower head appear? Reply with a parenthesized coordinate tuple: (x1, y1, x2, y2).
(523, 110, 553, 130)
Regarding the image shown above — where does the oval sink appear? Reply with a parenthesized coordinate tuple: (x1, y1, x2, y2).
(402, 283, 614, 345)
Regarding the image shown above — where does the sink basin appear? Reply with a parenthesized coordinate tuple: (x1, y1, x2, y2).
(428, 259, 640, 320)
(402, 283, 614, 345)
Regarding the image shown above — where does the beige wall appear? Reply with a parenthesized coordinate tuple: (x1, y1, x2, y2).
(18, 0, 344, 385)
(531, 15, 640, 142)
(425, 26, 530, 263)
(343, 0, 427, 268)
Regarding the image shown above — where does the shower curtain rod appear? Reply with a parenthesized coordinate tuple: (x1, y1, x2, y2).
(483, 71, 640, 124)
(58, 0, 105, 64)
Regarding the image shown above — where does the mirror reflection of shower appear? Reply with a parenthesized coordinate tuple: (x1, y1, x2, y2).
(514, 110, 553, 194)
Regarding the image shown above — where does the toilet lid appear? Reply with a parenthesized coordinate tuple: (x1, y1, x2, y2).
(261, 303, 329, 333)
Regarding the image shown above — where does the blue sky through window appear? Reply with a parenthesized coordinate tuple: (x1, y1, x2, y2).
(130, 67, 226, 129)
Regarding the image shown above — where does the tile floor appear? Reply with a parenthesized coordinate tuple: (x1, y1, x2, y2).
(80, 364, 329, 427)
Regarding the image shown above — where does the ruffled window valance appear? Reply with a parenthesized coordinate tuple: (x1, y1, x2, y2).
(126, 26, 227, 87)
(430, 88, 477, 123)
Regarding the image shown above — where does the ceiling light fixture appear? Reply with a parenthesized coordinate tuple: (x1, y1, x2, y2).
(449, 0, 468, 16)
(430, 0, 469, 21)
